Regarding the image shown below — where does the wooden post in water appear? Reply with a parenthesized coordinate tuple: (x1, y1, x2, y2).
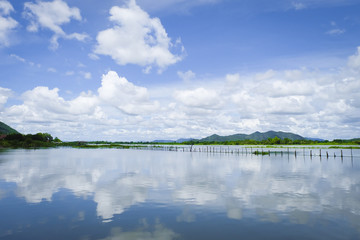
(310, 150, 312, 157)
(295, 150, 297, 158)
(326, 151, 329, 159)
(319, 149, 322, 158)
(341, 150, 343, 158)
(351, 147, 353, 158)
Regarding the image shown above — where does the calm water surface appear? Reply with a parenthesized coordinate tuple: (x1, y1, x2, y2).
(0, 148, 359, 239)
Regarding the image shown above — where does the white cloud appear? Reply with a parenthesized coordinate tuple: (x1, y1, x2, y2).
(4, 87, 99, 126)
(3, 46, 360, 140)
(10, 54, 44, 69)
(260, 80, 315, 98)
(80, 71, 92, 79)
(0, 0, 17, 47)
(94, 0, 184, 71)
(177, 70, 196, 82)
(0, 0, 13, 15)
(255, 69, 276, 81)
(174, 87, 223, 110)
(88, 53, 100, 60)
(142, 66, 152, 74)
(98, 71, 159, 115)
(348, 46, 360, 70)
(326, 28, 345, 35)
(21, 87, 98, 115)
(23, 0, 89, 49)
(0, 87, 11, 109)
(225, 73, 240, 85)
(1, 70, 162, 139)
(10, 54, 25, 62)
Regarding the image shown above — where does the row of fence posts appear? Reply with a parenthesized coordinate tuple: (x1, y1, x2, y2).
(135, 145, 355, 159)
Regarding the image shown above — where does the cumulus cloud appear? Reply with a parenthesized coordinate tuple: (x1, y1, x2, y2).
(1, 70, 163, 140)
(0, 0, 17, 47)
(27, 87, 96, 115)
(2, 47, 360, 140)
(225, 73, 240, 85)
(5, 87, 98, 125)
(0, 87, 11, 109)
(94, 0, 184, 71)
(98, 71, 159, 115)
(174, 88, 222, 109)
(348, 46, 360, 70)
(23, 0, 89, 49)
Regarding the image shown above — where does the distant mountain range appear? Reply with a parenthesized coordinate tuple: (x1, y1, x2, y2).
(153, 131, 306, 143)
(153, 138, 195, 143)
(199, 131, 304, 142)
(0, 121, 19, 135)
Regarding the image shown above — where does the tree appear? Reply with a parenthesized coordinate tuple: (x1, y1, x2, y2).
(270, 136, 281, 144)
(42, 133, 53, 142)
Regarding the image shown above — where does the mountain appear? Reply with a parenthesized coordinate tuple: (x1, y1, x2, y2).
(0, 121, 19, 135)
(200, 131, 304, 142)
(305, 137, 326, 142)
(152, 140, 175, 143)
(153, 138, 196, 143)
(176, 138, 195, 143)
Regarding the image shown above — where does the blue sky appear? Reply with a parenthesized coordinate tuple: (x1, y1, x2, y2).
(0, 0, 360, 141)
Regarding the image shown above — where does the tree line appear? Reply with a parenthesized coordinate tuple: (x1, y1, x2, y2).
(0, 133, 61, 148)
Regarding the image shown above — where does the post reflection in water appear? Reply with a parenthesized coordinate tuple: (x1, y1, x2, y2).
(0, 148, 359, 240)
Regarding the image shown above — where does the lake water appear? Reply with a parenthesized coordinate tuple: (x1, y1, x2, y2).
(0, 148, 359, 239)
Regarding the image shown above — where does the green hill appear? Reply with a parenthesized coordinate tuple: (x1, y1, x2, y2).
(200, 131, 304, 142)
(0, 121, 19, 135)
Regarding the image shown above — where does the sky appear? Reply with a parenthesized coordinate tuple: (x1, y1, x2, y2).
(0, 0, 360, 141)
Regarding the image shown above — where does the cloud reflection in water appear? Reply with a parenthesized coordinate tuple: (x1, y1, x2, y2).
(0, 148, 359, 228)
